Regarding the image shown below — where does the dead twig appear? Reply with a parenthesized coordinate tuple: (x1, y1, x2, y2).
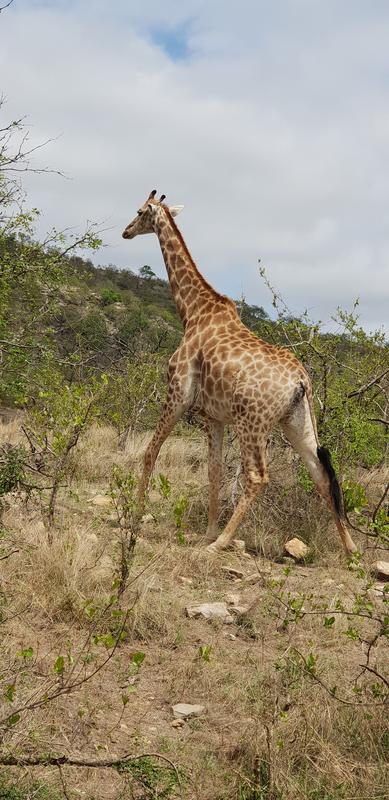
(0, 752, 183, 797)
(0, 0, 14, 13)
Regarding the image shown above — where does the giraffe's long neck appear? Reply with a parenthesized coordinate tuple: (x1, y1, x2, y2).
(153, 207, 220, 328)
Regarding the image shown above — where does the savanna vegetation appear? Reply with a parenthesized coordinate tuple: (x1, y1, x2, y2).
(0, 102, 388, 799)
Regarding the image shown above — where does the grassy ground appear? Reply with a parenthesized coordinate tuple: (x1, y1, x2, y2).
(0, 421, 388, 799)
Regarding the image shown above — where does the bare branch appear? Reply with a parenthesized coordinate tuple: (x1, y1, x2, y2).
(359, 664, 389, 691)
(0, 0, 14, 13)
(347, 368, 389, 400)
(372, 482, 389, 524)
(0, 751, 181, 782)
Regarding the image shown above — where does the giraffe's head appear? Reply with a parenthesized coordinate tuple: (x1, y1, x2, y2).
(122, 190, 184, 239)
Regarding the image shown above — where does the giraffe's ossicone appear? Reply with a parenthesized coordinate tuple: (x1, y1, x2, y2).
(122, 191, 357, 556)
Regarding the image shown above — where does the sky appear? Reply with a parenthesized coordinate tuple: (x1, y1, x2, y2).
(1, 0, 389, 332)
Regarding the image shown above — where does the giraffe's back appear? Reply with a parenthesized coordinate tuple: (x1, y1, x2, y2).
(191, 317, 306, 424)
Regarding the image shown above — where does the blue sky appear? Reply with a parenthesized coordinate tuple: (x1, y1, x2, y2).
(150, 20, 193, 61)
(1, 0, 389, 332)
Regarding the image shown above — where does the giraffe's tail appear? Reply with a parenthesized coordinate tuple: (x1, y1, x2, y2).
(316, 445, 345, 519)
(299, 377, 319, 444)
(300, 376, 345, 521)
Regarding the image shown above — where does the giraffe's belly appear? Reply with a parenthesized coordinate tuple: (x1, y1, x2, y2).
(196, 392, 234, 423)
(195, 361, 236, 422)
(194, 341, 303, 425)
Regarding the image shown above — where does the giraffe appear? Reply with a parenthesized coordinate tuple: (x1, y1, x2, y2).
(122, 190, 357, 556)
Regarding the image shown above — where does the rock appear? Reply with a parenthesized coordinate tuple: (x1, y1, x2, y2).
(88, 494, 112, 507)
(171, 718, 185, 728)
(141, 513, 154, 524)
(185, 602, 233, 624)
(221, 566, 245, 580)
(242, 573, 261, 585)
(178, 576, 193, 587)
(371, 561, 389, 581)
(172, 703, 205, 720)
(284, 537, 308, 560)
(243, 569, 272, 584)
(225, 593, 241, 606)
(232, 539, 246, 552)
(371, 582, 387, 597)
(148, 490, 160, 504)
(120, 723, 131, 733)
(229, 604, 250, 616)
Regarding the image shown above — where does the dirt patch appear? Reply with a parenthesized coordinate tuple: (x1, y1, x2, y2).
(0, 424, 388, 799)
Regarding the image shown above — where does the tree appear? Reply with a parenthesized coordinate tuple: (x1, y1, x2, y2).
(0, 102, 103, 405)
(236, 297, 269, 330)
(139, 264, 156, 280)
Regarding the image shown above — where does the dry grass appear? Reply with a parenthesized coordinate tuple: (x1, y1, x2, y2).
(0, 420, 388, 799)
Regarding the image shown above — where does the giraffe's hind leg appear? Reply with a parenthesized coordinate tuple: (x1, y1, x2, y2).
(207, 435, 268, 553)
(281, 396, 357, 555)
(203, 418, 224, 542)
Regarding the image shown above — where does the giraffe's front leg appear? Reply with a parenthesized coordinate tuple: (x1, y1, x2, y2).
(137, 389, 189, 513)
(203, 419, 224, 542)
(206, 438, 268, 554)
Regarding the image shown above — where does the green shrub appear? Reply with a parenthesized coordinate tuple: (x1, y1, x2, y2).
(100, 287, 122, 305)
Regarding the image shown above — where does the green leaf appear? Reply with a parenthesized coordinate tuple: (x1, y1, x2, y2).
(305, 652, 317, 674)
(199, 645, 212, 662)
(324, 616, 335, 628)
(18, 646, 34, 659)
(158, 473, 171, 499)
(54, 655, 65, 675)
(344, 626, 360, 641)
(5, 684, 16, 702)
(6, 713, 21, 727)
(130, 651, 145, 668)
(101, 633, 116, 649)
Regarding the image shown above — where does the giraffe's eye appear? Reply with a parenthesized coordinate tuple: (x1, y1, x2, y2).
(137, 210, 142, 216)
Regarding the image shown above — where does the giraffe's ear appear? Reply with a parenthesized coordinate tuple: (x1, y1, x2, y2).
(169, 205, 184, 217)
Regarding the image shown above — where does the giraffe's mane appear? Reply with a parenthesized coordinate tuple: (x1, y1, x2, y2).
(161, 204, 235, 307)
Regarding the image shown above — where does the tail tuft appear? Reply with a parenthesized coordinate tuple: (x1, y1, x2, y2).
(317, 446, 344, 519)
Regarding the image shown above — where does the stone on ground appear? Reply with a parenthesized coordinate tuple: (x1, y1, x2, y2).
(232, 539, 246, 552)
(88, 494, 112, 507)
(171, 718, 185, 728)
(221, 566, 245, 580)
(229, 604, 250, 616)
(371, 561, 389, 581)
(148, 490, 161, 504)
(285, 537, 308, 560)
(178, 576, 194, 586)
(225, 592, 241, 606)
(172, 703, 205, 720)
(141, 513, 154, 524)
(371, 582, 387, 597)
(185, 602, 233, 624)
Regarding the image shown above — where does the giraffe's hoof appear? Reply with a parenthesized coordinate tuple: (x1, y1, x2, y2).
(203, 531, 219, 544)
(346, 543, 360, 559)
(206, 542, 223, 555)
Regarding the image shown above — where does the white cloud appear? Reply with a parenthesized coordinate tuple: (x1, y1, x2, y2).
(1, 0, 388, 331)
